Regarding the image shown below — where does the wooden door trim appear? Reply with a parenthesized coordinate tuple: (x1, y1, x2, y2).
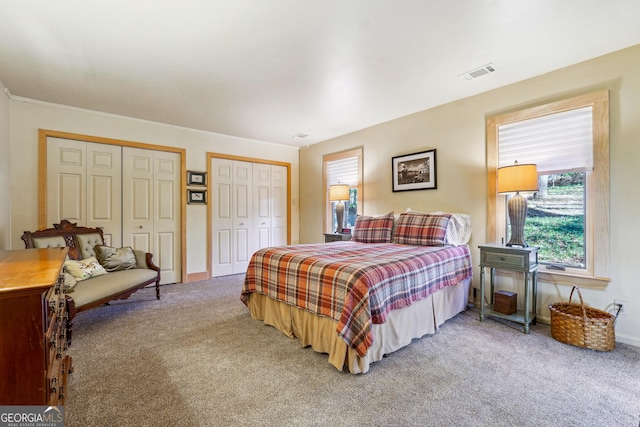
(206, 152, 291, 280)
(38, 129, 187, 284)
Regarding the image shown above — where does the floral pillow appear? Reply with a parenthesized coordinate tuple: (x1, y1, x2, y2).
(64, 256, 108, 282)
(394, 212, 451, 246)
(353, 212, 394, 243)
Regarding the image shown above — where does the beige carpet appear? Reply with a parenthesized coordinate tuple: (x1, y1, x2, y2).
(64, 275, 640, 427)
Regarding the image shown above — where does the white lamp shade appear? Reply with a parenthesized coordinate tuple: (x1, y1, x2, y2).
(498, 163, 538, 194)
(329, 184, 350, 201)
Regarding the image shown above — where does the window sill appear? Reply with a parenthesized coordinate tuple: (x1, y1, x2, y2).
(495, 269, 610, 289)
(537, 270, 610, 290)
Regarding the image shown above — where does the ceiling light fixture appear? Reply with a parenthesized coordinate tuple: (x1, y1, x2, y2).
(459, 63, 497, 80)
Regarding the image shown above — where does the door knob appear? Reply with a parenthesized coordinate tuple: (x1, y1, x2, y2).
(139, 225, 143, 229)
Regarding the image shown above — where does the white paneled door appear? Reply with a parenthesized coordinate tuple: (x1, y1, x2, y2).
(253, 163, 271, 251)
(46, 138, 181, 284)
(211, 158, 234, 276)
(211, 158, 287, 277)
(270, 165, 287, 247)
(232, 160, 253, 274)
(211, 158, 254, 276)
(123, 147, 181, 284)
(47, 138, 122, 247)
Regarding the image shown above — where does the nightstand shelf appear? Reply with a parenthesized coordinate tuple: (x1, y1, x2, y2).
(478, 244, 539, 333)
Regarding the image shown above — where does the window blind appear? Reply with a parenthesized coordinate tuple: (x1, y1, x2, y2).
(498, 106, 593, 174)
(326, 156, 358, 187)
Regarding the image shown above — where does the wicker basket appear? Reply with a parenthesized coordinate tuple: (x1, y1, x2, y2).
(549, 286, 615, 351)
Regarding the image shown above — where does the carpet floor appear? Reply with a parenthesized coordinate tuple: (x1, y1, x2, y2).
(64, 275, 640, 427)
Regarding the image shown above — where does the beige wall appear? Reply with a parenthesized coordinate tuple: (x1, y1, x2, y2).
(0, 81, 10, 250)
(299, 44, 640, 347)
(8, 98, 300, 277)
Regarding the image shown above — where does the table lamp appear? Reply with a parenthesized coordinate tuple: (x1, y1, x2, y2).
(497, 162, 538, 247)
(329, 184, 349, 233)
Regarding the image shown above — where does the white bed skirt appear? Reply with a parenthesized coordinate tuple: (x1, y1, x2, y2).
(246, 277, 471, 374)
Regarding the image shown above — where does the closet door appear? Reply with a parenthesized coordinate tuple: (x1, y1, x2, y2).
(47, 138, 86, 227)
(122, 147, 181, 284)
(210, 159, 254, 277)
(122, 148, 154, 252)
(86, 143, 122, 246)
(153, 151, 181, 284)
(270, 165, 287, 247)
(253, 163, 271, 251)
(46, 138, 122, 246)
(211, 158, 234, 276)
(232, 161, 253, 273)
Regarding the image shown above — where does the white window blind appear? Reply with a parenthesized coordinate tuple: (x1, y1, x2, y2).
(326, 156, 358, 187)
(498, 106, 593, 174)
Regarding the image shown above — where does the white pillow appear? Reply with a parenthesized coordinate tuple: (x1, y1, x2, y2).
(406, 208, 472, 245)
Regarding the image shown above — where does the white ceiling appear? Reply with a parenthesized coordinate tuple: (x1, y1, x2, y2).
(1, 1, 640, 148)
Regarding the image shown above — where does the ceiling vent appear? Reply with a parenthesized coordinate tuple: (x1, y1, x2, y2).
(292, 133, 309, 139)
(459, 63, 497, 80)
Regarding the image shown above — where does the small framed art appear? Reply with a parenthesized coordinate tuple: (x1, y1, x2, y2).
(391, 149, 437, 192)
(187, 189, 207, 204)
(187, 171, 207, 186)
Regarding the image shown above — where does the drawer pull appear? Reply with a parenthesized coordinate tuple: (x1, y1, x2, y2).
(500, 256, 505, 261)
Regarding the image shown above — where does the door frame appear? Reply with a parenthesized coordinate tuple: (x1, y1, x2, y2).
(38, 129, 187, 284)
(207, 152, 291, 278)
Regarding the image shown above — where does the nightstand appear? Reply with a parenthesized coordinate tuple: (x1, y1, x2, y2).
(478, 244, 539, 333)
(324, 233, 352, 243)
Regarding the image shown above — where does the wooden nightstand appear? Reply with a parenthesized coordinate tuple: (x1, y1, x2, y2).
(478, 244, 539, 333)
(324, 233, 352, 243)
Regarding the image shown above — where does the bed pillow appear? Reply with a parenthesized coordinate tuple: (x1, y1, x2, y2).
(94, 244, 137, 272)
(394, 212, 451, 246)
(406, 208, 472, 245)
(64, 256, 108, 282)
(353, 212, 394, 243)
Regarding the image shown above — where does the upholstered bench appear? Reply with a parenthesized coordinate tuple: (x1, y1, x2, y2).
(22, 220, 161, 343)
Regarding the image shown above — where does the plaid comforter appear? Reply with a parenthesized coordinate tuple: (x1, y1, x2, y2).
(241, 242, 472, 357)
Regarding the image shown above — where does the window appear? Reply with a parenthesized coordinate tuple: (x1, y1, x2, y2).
(323, 148, 363, 233)
(487, 91, 610, 287)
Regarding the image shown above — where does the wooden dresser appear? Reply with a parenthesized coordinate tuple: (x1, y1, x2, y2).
(0, 248, 72, 405)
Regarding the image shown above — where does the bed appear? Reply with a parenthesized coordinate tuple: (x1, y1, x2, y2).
(241, 210, 473, 373)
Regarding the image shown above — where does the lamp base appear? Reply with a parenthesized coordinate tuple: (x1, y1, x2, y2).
(335, 201, 345, 233)
(506, 192, 528, 247)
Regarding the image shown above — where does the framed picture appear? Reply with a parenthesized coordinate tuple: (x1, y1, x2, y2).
(391, 149, 437, 192)
(187, 189, 207, 204)
(187, 171, 207, 186)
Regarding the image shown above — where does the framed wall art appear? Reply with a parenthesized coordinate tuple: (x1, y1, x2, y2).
(187, 189, 207, 204)
(391, 149, 437, 192)
(187, 170, 207, 186)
